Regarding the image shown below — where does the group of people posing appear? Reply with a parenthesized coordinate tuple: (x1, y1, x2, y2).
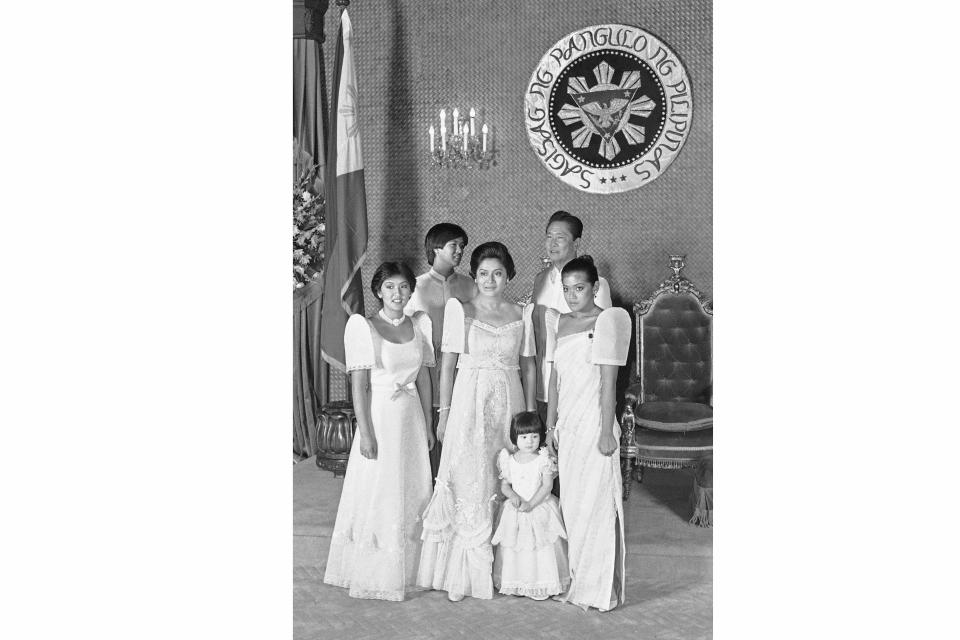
(323, 211, 631, 612)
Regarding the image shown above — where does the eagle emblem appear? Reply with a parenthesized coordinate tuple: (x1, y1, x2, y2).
(557, 60, 656, 161)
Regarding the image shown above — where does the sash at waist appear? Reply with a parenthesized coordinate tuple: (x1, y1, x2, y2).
(456, 363, 520, 371)
(371, 380, 417, 400)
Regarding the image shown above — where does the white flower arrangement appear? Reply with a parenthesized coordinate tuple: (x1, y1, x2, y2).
(293, 166, 325, 289)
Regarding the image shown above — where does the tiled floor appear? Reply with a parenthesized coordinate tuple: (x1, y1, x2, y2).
(294, 458, 712, 640)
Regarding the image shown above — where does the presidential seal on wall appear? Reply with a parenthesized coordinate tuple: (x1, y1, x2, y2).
(525, 24, 693, 194)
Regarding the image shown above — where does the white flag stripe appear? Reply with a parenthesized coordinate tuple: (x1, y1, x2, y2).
(336, 11, 364, 177)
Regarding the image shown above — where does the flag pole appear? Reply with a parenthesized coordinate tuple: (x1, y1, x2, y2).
(319, 0, 369, 373)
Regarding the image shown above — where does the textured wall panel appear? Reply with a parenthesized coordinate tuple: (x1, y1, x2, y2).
(325, 0, 712, 314)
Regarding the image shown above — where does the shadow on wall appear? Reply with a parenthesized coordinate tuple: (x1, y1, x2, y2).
(380, 3, 421, 266)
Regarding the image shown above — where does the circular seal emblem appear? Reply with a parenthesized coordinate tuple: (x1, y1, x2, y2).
(525, 25, 693, 194)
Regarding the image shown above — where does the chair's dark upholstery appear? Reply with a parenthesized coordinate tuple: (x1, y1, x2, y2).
(641, 294, 711, 405)
(628, 426, 713, 462)
(621, 258, 713, 512)
(635, 401, 712, 431)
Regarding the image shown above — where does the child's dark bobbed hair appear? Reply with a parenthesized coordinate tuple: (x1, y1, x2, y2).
(509, 411, 544, 446)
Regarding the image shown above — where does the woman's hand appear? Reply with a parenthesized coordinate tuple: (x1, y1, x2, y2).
(518, 500, 532, 513)
(358, 431, 378, 459)
(597, 431, 618, 457)
(547, 428, 559, 457)
(437, 413, 449, 443)
(508, 495, 522, 509)
(425, 429, 436, 451)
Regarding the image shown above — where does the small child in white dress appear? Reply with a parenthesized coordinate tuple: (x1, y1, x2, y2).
(491, 411, 570, 600)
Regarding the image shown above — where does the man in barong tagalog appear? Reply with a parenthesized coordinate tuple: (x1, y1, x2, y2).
(530, 210, 613, 425)
(404, 223, 476, 481)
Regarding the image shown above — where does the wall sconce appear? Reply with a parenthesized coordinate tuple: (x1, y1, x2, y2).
(428, 107, 495, 169)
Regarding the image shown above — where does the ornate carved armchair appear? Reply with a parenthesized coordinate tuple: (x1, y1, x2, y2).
(620, 256, 713, 526)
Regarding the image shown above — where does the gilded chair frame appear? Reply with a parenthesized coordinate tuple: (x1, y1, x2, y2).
(632, 269, 713, 388)
(621, 260, 712, 499)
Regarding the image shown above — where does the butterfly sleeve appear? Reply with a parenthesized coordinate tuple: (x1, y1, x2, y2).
(412, 311, 436, 367)
(440, 298, 466, 354)
(537, 447, 558, 479)
(590, 307, 631, 366)
(496, 448, 512, 482)
(344, 314, 375, 371)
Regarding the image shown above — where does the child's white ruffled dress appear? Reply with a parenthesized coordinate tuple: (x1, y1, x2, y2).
(491, 447, 570, 599)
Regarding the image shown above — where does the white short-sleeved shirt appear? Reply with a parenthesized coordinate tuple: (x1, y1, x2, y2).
(404, 268, 476, 405)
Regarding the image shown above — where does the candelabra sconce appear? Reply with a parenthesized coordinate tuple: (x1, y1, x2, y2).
(428, 107, 495, 169)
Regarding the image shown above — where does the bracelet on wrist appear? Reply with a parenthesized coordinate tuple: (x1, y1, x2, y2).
(438, 406, 450, 413)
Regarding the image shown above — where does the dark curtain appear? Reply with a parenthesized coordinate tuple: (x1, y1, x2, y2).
(294, 281, 328, 459)
(293, 3, 329, 458)
(294, 38, 326, 186)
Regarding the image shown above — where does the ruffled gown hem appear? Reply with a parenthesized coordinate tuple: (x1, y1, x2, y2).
(416, 542, 495, 599)
(554, 587, 624, 612)
(322, 575, 425, 602)
(497, 578, 570, 599)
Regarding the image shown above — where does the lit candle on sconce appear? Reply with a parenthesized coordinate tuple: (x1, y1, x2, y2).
(439, 109, 446, 152)
(429, 107, 493, 169)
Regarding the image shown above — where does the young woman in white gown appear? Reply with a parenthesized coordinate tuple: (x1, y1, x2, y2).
(323, 262, 436, 601)
(545, 255, 631, 611)
(417, 242, 537, 602)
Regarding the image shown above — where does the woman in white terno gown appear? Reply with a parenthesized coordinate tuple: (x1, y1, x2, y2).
(545, 255, 631, 611)
(418, 241, 537, 602)
(323, 262, 436, 601)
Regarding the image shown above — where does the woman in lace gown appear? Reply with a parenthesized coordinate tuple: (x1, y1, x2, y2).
(323, 262, 436, 601)
(418, 242, 537, 602)
(545, 256, 631, 611)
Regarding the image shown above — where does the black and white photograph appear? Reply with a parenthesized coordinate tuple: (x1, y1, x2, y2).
(5, 1, 957, 639)
(294, 1, 712, 637)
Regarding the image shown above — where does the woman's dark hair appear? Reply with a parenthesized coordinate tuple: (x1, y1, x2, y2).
(370, 261, 417, 306)
(561, 254, 599, 285)
(469, 241, 516, 280)
(509, 411, 544, 446)
(424, 223, 469, 265)
(545, 210, 584, 240)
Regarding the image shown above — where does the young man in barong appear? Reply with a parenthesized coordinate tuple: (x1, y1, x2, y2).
(404, 223, 476, 481)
